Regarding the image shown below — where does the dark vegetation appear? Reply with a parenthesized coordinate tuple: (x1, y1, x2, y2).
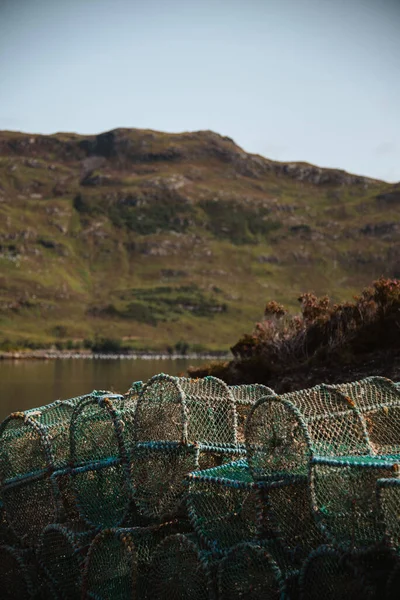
(188, 278, 400, 392)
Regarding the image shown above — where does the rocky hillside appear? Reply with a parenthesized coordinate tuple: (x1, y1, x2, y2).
(0, 128, 398, 351)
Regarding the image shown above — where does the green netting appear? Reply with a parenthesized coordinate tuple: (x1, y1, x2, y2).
(134, 374, 238, 445)
(0, 374, 399, 598)
(132, 442, 244, 521)
(0, 391, 110, 546)
(377, 477, 400, 551)
(217, 542, 284, 600)
(0, 545, 36, 599)
(332, 376, 400, 454)
(0, 501, 19, 547)
(37, 524, 94, 600)
(299, 545, 374, 600)
(229, 384, 275, 443)
(69, 392, 140, 529)
(131, 375, 243, 521)
(187, 460, 259, 554)
(245, 385, 370, 481)
(257, 476, 325, 566)
(126, 380, 144, 402)
(149, 533, 216, 600)
(310, 454, 398, 549)
(82, 522, 187, 600)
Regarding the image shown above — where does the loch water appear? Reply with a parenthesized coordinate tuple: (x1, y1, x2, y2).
(0, 356, 208, 420)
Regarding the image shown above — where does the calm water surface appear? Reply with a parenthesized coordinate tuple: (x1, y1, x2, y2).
(0, 357, 207, 420)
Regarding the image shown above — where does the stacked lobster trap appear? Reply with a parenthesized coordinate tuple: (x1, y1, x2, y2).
(0, 374, 399, 599)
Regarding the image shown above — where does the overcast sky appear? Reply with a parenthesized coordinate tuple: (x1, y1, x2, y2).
(1, 0, 399, 182)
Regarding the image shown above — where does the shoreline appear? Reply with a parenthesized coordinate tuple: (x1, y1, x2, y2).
(0, 350, 231, 361)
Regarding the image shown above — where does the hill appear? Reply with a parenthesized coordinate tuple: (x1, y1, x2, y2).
(0, 127, 399, 352)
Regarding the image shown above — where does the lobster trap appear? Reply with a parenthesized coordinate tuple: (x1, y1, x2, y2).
(131, 374, 243, 520)
(134, 374, 238, 445)
(0, 392, 109, 546)
(332, 376, 400, 455)
(376, 476, 400, 551)
(217, 542, 285, 600)
(186, 460, 260, 554)
(149, 533, 216, 600)
(299, 545, 374, 600)
(82, 524, 191, 600)
(310, 454, 399, 549)
(37, 524, 94, 600)
(245, 384, 370, 481)
(68, 391, 142, 529)
(229, 384, 275, 443)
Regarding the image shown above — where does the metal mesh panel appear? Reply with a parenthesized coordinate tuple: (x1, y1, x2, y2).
(332, 376, 400, 454)
(134, 374, 237, 445)
(37, 524, 94, 600)
(311, 455, 397, 549)
(377, 477, 400, 550)
(299, 545, 374, 600)
(83, 524, 188, 600)
(149, 533, 216, 600)
(217, 542, 283, 600)
(187, 460, 259, 553)
(245, 385, 370, 481)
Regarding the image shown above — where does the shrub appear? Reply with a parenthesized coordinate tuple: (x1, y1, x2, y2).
(91, 337, 123, 354)
(190, 277, 400, 387)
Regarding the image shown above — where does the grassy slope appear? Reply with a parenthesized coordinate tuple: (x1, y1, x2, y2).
(0, 128, 398, 351)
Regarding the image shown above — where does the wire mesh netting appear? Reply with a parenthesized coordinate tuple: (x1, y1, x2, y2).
(1, 374, 400, 598)
(132, 441, 245, 521)
(82, 521, 185, 600)
(332, 376, 400, 455)
(310, 454, 398, 549)
(0, 501, 19, 547)
(134, 374, 238, 445)
(132, 441, 196, 521)
(131, 374, 244, 520)
(149, 533, 216, 600)
(37, 524, 94, 600)
(257, 476, 325, 567)
(0, 391, 109, 545)
(229, 384, 275, 443)
(308, 377, 400, 550)
(69, 392, 142, 529)
(245, 385, 370, 481)
(187, 459, 260, 554)
(217, 542, 284, 600)
(377, 477, 400, 551)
